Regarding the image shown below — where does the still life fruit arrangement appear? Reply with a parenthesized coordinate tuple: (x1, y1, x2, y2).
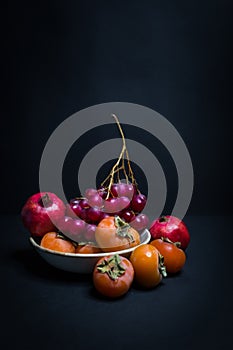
(21, 116, 190, 298)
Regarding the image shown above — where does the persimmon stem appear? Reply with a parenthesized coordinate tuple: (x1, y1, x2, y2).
(158, 253, 167, 278)
(97, 254, 126, 280)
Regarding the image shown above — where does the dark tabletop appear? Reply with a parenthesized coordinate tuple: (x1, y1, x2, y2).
(1, 215, 232, 350)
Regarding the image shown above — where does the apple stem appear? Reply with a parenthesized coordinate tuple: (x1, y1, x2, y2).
(159, 216, 168, 223)
(40, 193, 52, 208)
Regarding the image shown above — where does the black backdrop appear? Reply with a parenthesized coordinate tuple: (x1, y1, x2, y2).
(3, 2, 233, 350)
(4, 0, 233, 214)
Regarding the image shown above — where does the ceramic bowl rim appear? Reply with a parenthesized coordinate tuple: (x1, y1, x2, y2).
(29, 229, 151, 258)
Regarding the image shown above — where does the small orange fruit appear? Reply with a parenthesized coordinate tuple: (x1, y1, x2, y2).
(40, 232, 75, 253)
(75, 243, 102, 254)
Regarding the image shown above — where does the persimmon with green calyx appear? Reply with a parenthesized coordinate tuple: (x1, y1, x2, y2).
(95, 215, 140, 252)
(150, 238, 186, 274)
(130, 244, 167, 288)
(93, 254, 134, 298)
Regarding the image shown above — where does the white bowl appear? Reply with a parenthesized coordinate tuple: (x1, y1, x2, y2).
(29, 229, 151, 274)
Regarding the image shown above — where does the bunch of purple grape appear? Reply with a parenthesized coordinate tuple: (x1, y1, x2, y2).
(56, 182, 149, 243)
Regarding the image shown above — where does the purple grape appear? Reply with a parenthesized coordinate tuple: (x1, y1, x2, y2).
(121, 183, 135, 200)
(83, 224, 96, 242)
(86, 207, 103, 223)
(110, 182, 135, 200)
(55, 217, 86, 242)
(70, 198, 80, 205)
(79, 208, 88, 222)
(131, 213, 149, 231)
(87, 193, 103, 208)
(131, 194, 147, 213)
(67, 202, 82, 218)
(79, 198, 90, 209)
(98, 187, 108, 199)
(121, 209, 136, 223)
(101, 213, 110, 220)
(111, 183, 120, 197)
(84, 188, 98, 199)
(65, 204, 77, 218)
(68, 219, 86, 239)
(117, 196, 131, 211)
(104, 197, 120, 214)
(56, 216, 73, 234)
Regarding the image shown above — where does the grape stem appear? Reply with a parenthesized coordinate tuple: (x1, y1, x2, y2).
(101, 114, 139, 199)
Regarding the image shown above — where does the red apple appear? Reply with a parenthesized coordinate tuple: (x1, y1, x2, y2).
(149, 215, 190, 250)
(21, 192, 66, 237)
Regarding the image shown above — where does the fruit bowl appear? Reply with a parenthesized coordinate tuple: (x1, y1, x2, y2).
(29, 229, 151, 274)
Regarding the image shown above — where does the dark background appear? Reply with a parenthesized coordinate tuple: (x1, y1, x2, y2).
(4, 0, 233, 215)
(3, 1, 233, 350)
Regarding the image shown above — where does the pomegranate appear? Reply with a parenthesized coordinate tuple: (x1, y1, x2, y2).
(21, 192, 66, 237)
(149, 215, 190, 250)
